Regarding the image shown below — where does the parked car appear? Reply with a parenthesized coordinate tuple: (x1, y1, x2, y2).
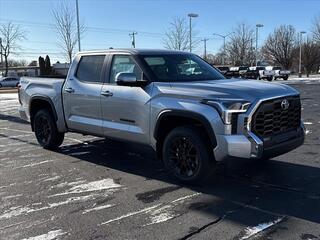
(268, 66, 290, 80)
(0, 77, 20, 88)
(245, 66, 274, 81)
(18, 49, 305, 184)
(217, 66, 229, 75)
(217, 66, 235, 79)
(228, 66, 240, 78)
(238, 66, 249, 78)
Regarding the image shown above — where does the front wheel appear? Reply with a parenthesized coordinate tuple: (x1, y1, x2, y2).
(162, 126, 215, 184)
(267, 76, 273, 81)
(34, 109, 64, 149)
(283, 76, 288, 80)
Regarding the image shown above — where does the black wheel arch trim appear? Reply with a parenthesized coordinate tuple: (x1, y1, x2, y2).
(154, 109, 217, 148)
(30, 95, 58, 122)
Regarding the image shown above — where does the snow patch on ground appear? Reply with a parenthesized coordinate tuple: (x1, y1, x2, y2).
(82, 204, 115, 214)
(240, 217, 284, 240)
(0, 206, 32, 220)
(306, 130, 312, 135)
(15, 160, 54, 169)
(43, 176, 60, 182)
(2, 194, 23, 200)
(51, 178, 122, 196)
(144, 192, 201, 226)
(21, 229, 67, 240)
(100, 204, 162, 225)
(304, 122, 313, 125)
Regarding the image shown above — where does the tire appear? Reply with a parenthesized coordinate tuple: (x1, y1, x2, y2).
(0, 83, 2, 88)
(34, 109, 64, 149)
(283, 76, 288, 80)
(267, 76, 273, 81)
(162, 126, 215, 184)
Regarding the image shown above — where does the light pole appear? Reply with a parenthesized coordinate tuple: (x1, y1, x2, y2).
(299, 31, 306, 78)
(255, 24, 264, 66)
(76, 0, 81, 52)
(213, 32, 233, 66)
(201, 38, 209, 60)
(187, 13, 199, 52)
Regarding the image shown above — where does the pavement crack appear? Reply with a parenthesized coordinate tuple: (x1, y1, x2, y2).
(179, 205, 247, 240)
(178, 216, 223, 240)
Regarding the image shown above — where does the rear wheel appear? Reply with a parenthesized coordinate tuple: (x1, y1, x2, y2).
(34, 109, 64, 149)
(267, 76, 273, 81)
(283, 76, 288, 80)
(162, 126, 215, 184)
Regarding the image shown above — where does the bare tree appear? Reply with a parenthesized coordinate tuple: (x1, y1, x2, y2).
(52, 2, 85, 63)
(0, 22, 25, 76)
(163, 17, 199, 51)
(226, 23, 255, 66)
(312, 14, 320, 42)
(301, 37, 320, 76)
(7, 59, 28, 67)
(262, 25, 297, 69)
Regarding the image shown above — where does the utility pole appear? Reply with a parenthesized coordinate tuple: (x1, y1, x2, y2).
(129, 32, 137, 48)
(299, 31, 306, 77)
(255, 24, 264, 66)
(0, 37, 3, 67)
(201, 38, 209, 60)
(76, 0, 81, 52)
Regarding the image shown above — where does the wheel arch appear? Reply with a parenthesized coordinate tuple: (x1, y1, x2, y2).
(29, 96, 58, 131)
(154, 110, 217, 160)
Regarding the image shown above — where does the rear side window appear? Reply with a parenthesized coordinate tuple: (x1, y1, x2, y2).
(76, 55, 105, 83)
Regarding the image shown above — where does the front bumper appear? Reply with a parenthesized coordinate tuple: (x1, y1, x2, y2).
(213, 123, 305, 162)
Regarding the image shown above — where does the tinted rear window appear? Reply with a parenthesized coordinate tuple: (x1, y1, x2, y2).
(76, 55, 105, 83)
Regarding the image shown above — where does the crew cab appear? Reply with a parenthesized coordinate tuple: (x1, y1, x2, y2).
(267, 66, 290, 80)
(245, 66, 275, 81)
(18, 49, 305, 183)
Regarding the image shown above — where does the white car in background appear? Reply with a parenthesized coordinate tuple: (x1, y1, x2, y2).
(0, 77, 20, 88)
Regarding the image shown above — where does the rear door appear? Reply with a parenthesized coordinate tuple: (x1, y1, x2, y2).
(62, 54, 108, 135)
(100, 54, 152, 144)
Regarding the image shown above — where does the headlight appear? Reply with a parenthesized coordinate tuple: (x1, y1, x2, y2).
(201, 98, 251, 124)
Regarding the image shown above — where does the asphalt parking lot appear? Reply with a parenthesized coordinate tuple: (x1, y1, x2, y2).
(0, 80, 320, 240)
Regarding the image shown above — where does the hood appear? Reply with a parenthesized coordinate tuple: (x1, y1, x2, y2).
(153, 78, 299, 103)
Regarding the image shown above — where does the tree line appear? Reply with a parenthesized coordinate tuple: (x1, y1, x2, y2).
(163, 15, 320, 75)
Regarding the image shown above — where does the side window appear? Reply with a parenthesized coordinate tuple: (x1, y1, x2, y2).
(76, 55, 105, 83)
(109, 55, 142, 84)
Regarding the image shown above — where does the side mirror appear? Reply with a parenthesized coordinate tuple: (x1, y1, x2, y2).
(115, 72, 137, 86)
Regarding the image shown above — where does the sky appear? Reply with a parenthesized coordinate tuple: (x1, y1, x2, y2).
(0, 0, 319, 63)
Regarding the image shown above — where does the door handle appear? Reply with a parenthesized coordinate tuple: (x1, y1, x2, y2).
(65, 87, 75, 93)
(101, 90, 113, 97)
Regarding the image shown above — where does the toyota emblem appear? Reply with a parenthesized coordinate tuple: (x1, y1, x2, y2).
(281, 99, 290, 110)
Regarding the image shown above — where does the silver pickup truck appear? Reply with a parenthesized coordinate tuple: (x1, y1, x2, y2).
(19, 49, 305, 183)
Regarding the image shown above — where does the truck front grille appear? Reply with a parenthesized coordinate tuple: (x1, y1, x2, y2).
(252, 96, 301, 139)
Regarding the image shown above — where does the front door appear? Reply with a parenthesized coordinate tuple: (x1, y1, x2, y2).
(100, 54, 152, 144)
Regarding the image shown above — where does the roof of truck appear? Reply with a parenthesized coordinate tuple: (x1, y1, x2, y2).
(77, 48, 192, 55)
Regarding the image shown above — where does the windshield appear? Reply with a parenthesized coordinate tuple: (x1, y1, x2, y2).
(142, 54, 224, 82)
